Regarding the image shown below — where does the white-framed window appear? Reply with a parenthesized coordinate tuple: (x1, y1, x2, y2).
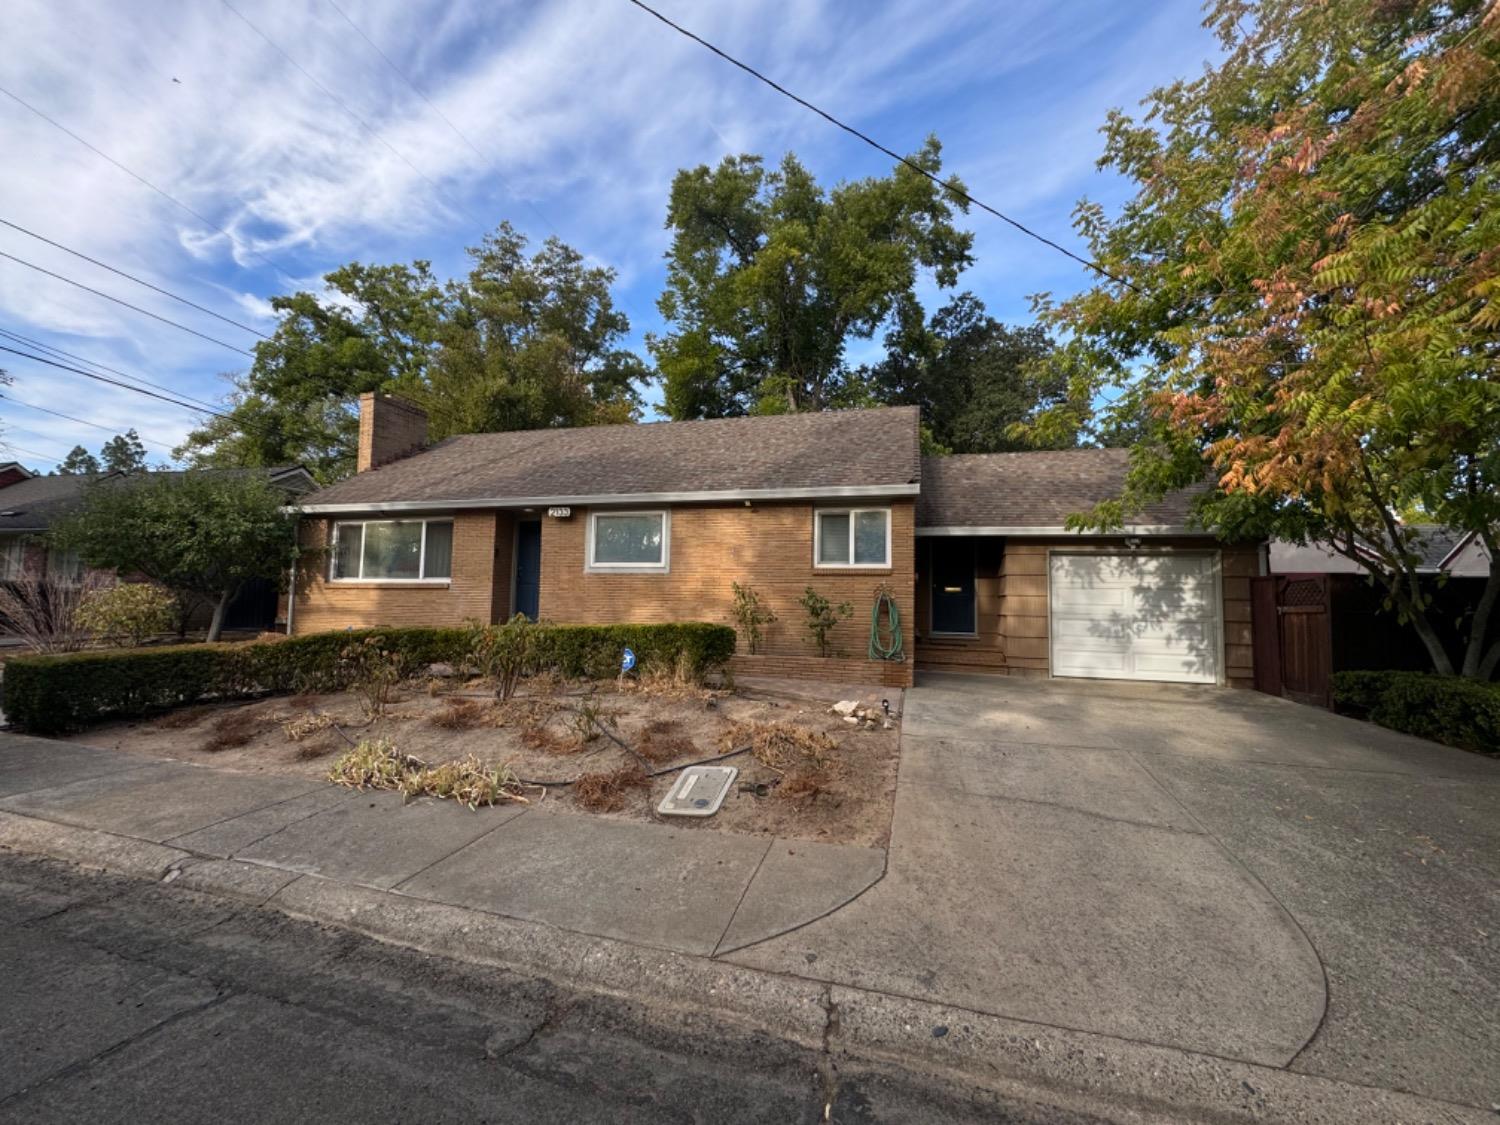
(45, 547, 83, 584)
(814, 508, 891, 568)
(0, 536, 24, 581)
(587, 509, 669, 572)
(330, 518, 454, 582)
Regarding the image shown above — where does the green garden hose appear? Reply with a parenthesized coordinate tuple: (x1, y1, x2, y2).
(869, 587, 904, 662)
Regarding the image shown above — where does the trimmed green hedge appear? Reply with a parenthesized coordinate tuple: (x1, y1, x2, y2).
(2, 622, 736, 735)
(1331, 670, 1500, 755)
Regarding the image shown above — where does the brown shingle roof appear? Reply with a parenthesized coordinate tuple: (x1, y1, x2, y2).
(300, 407, 921, 510)
(917, 450, 1204, 529)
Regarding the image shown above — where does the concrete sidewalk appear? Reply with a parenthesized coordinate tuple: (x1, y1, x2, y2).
(0, 733, 884, 958)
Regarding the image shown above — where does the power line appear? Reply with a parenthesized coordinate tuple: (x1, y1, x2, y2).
(0, 344, 230, 419)
(624, 0, 1138, 292)
(0, 328, 227, 414)
(322, 0, 558, 239)
(0, 252, 256, 357)
(220, 0, 491, 235)
(0, 85, 303, 285)
(0, 219, 271, 339)
(0, 440, 66, 465)
(0, 392, 176, 450)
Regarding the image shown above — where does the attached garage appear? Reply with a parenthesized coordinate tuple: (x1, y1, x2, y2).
(1049, 553, 1221, 684)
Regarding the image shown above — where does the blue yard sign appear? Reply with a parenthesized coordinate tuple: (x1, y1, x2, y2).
(621, 647, 636, 673)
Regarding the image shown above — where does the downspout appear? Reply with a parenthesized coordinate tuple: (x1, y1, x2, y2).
(285, 556, 297, 636)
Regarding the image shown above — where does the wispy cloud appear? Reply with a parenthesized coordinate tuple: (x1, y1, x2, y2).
(0, 0, 1214, 463)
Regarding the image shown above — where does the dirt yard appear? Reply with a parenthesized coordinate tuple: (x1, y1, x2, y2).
(67, 676, 902, 847)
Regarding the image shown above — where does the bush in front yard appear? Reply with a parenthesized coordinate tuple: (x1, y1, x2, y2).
(1, 622, 735, 734)
(1331, 671, 1500, 754)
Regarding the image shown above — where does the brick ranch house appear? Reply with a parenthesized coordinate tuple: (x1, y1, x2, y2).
(288, 394, 1261, 689)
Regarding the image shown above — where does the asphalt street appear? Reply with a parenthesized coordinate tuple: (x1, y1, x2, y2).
(0, 852, 1105, 1124)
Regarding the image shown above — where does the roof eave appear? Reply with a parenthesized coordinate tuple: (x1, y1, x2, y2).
(915, 524, 1206, 537)
(297, 481, 920, 514)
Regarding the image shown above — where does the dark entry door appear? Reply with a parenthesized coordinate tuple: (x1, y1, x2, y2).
(930, 540, 977, 634)
(1276, 574, 1332, 708)
(514, 521, 541, 621)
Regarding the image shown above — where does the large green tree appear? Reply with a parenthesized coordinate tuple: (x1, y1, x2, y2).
(100, 429, 147, 473)
(651, 138, 974, 417)
(866, 293, 1065, 454)
(177, 225, 643, 481)
(1029, 0, 1499, 678)
(53, 472, 299, 642)
(56, 446, 100, 475)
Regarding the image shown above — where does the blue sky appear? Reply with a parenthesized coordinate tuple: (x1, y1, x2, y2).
(0, 0, 1218, 470)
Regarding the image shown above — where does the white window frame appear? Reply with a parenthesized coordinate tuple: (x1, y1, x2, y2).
(586, 509, 670, 573)
(0, 536, 24, 581)
(328, 518, 454, 584)
(814, 507, 892, 569)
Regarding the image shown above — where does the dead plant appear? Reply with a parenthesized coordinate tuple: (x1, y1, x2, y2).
(336, 635, 408, 718)
(518, 722, 586, 755)
(282, 712, 336, 742)
(430, 697, 496, 731)
(728, 721, 840, 801)
(572, 763, 649, 812)
(636, 718, 696, 763)
(201, 713, 255, 753)
(618, 653, 713, 701)
(157, 705, 212, 730)
(567, 693, 618, 743)
(293, 732, 343, 760)
(327, 738, 529, 809)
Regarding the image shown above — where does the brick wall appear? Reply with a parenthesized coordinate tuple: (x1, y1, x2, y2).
(730, 652, 913, 687)
(289, 511, 502, 633)
(539, 499, 916, 672)
(356, 393, 428, 472)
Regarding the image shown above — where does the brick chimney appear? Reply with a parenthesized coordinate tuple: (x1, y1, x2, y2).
(357, 393, 428, 473)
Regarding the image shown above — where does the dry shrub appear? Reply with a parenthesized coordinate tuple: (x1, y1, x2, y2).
(489, 696, 559, 728)
(637, 718, 695, 763)
(518, 722, 586, 755)
(573, 763, 649, 812)
(567, 694, 618, 743)
(202, 713, 255, 753)
(157, 705, 212, 730)
(283, 712, 336, 742)
(327, 739, 528, 809)
(293, 732, 343, 760)
(618, 652, 713, 701)
(730, 721, 840, 801)
(430, 697, 496, 730)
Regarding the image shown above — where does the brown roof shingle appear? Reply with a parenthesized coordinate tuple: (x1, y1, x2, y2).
(917, 450, 1204, 529)
(300, 407, 921, 510)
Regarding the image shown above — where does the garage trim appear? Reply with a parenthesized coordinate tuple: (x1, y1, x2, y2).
(1045, 547, 1226, 686)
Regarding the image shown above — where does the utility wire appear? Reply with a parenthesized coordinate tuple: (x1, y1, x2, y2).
(0, 252, 256, 357)
(0, 345, 230, 419)
(221, 0, 490, 235)
(624, 0, 1138, 292)
(322, 0, 558, 239)
(0, 328, 226, 414)
(0, 439, 67, 465)
(0, 219, 270, 339)
(0, 85, 303, 285)
(0, 392, 176, 449)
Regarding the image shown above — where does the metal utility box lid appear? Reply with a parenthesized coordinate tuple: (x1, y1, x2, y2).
(657, 766, 738, 817)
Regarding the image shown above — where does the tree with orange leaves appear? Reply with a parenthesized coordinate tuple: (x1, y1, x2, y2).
(1030, 0, 1500, 677)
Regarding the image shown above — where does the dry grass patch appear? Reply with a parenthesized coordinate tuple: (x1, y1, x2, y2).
(572, 763, 649, 812)
(730, 720, 841, 802)
(327, 738, 530, 810)
(429, 697, 497, 730)
(201, 713, 256, 753)
(282, 712, 336, 742)
(637, 718, 696, 763)
(293, 732, 344, 760)
(518, 722, 586, 756)
(157, 706, 213, 731)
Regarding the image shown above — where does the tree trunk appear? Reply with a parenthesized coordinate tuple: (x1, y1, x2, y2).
(206, 585, 235, 643)
(1460, 554, 1500, 679)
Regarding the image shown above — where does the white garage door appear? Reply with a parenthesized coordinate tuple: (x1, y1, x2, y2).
(1049, 553, 1220, 684)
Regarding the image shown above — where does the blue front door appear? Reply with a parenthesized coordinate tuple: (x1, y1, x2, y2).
(514, 521, 541, 621)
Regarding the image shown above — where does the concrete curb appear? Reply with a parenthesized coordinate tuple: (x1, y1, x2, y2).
(1, 812, 1488, 1125)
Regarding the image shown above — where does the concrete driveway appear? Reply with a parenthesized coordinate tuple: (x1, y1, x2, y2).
(727, 673, 1500, 1108)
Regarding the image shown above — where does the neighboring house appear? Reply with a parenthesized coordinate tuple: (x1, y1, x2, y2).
(1270, 527, 1492, 577)
(0, 465, 316, 632)
(290, 394, 1263, 689)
